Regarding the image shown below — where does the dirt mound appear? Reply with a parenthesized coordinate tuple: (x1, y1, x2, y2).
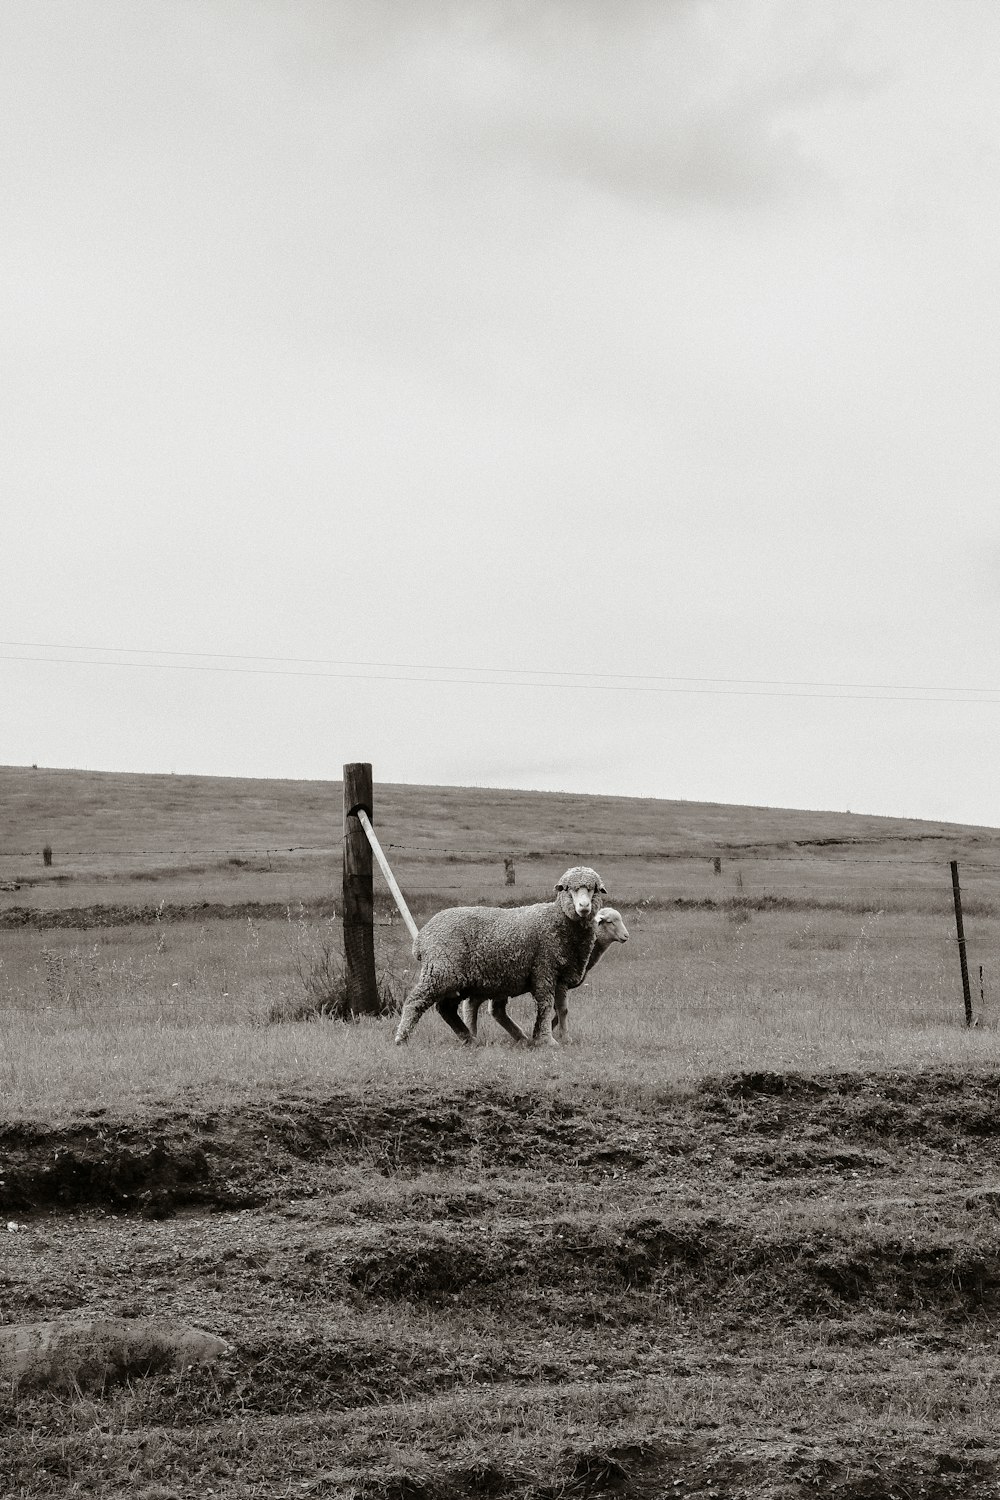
(323, 1211, 1000, 1327)
(5, 1069, 1000, 1221)
(700, 1068, 1000, 1148)
(0, 1123, 251, 1217)
(231, 1438, 999, 1500)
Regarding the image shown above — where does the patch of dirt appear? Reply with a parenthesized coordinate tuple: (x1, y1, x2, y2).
(5, 1069, 1000, 1217)
(6, 1070, 1000, 1497)
(0, 1121, 255, 1217)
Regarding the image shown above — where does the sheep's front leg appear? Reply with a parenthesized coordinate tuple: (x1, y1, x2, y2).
(461, 997, 485, 1039)
(530, 986, 560, 1047)
(395, 974, 448, 1045)
(488, 997, 529, 1045)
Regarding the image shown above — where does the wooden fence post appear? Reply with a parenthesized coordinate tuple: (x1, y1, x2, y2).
(343, 763, 380, 1016)
(950, 860, 973, 1028)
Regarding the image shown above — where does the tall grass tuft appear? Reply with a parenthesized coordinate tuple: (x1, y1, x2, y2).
(267, 907, 409, 1023)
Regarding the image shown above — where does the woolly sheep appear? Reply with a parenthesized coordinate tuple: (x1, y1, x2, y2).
(392, 866, 607, 1048)
(462, 906, 629, 1044)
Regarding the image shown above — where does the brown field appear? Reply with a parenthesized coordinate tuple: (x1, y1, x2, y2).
(3, 764, 1000, 1498)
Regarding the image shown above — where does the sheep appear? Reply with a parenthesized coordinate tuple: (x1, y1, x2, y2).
(459, 906, 629, 1042)
(461, 906, 629, 1045)
(460, 905, 629, 1043)
(392, 866, 607, 1048)
(546, 903, 630, 1043)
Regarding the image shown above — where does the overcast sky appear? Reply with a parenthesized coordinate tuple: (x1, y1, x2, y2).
(3, 1, 999, 824)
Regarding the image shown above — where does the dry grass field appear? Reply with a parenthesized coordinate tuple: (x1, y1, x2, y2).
(3, 764, 1000, 1498)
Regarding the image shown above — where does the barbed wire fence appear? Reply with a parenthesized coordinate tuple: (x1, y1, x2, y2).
(5, 844, 1000, 910)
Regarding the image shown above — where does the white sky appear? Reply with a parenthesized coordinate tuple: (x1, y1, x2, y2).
(3, 1, 1000, 824)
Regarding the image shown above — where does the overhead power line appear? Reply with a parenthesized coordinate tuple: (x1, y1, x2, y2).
(2, 639, 1000, 705)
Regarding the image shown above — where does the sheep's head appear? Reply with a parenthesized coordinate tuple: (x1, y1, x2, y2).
(595, 907, 629, 945)
(554, 865, 606, 921)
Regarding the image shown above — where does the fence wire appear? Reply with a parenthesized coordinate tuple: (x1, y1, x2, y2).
(4, 842, 1000, 871)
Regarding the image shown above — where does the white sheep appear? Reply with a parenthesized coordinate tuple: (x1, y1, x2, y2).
(392, 866, 607, 1048)
(461, 906, 629, 1044)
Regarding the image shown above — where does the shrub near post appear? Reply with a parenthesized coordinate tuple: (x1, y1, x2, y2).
(342, 763, 381, 1017)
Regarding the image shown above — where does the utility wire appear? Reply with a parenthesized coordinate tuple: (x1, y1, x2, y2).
(3, 639, 1000, 702)
(5, 649, 1000, 705)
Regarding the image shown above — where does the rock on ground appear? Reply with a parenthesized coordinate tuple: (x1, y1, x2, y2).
(0, 1317, 230, 1393)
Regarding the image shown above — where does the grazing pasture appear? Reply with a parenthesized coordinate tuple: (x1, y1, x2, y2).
(3, 765, 1000, 1497)
(2, 897, 1000, 1121)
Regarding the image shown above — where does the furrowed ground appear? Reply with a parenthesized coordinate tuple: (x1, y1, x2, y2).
(2, 766, 1000, 1498)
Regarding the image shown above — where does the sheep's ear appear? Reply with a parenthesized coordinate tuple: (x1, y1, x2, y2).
(598, 882, 607, 895)
(554, 880, 565, 893)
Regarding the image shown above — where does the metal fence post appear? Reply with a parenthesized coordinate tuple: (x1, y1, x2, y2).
(950, 860, 973, 1028)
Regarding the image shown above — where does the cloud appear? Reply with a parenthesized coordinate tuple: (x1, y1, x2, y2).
(362, 0, 880, 209)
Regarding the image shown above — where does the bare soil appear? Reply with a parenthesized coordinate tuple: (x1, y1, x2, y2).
(4, 1068, 1000, 1498)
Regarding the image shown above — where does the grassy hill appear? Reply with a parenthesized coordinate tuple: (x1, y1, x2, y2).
(2, 763, 997, 919)
(3, 762, 994, 864)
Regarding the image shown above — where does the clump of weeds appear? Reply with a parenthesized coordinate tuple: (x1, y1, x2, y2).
(270, 906, 408, 1023)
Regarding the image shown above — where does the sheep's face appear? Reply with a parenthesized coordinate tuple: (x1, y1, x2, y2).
(596, 907, 629, 943)
(554, 866, 607, 920)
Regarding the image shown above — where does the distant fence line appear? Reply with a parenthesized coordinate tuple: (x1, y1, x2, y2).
(4, 842, 1000, 872)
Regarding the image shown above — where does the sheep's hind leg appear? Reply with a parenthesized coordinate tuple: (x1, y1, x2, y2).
(487, 997, 529, 1045)
(436, 996, 476, 1046)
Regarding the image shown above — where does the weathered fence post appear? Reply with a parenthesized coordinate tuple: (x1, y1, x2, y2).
(343, 763, 380, 1016)
(504, 856, 516, 887)
(950, 860, 973, 1028)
